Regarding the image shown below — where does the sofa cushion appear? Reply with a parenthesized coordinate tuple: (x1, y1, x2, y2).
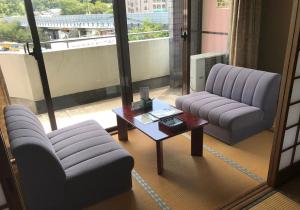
(47, 120, 134, 179)
(48, 120, 134, 207)
(175, 91, 264, 130)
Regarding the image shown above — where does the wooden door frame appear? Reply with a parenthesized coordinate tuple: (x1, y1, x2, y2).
(0, 132, 24, 210)
(0, 66, 24, 210)
(267, 0, 300, 187)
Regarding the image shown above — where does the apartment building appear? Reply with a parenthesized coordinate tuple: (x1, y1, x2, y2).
(126, 0, 167, 13)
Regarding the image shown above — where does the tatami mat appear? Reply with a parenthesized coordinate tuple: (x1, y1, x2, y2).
(85, 128, 273, 210)
(250, 192, 300, 210)
(114, 129, 261, 210)
(86, 176, 161, 210)
(203, 131, 273, 180)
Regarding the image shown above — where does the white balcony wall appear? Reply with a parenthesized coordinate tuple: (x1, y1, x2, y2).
(0, 38, 170, 102)
(0, 53, 36, 101)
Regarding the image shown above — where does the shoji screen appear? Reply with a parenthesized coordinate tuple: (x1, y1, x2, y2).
(279, 53, 300, 170)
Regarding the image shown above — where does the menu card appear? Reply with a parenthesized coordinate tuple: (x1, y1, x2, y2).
(134, 113, 158, 124)
(148, 107, 183, 119)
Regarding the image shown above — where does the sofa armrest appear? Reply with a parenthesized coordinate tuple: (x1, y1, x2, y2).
(12, 140, 66, 210)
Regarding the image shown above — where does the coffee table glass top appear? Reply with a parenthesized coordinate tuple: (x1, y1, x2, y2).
(113, 99, 208, 141)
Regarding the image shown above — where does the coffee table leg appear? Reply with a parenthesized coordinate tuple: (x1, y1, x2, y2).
(191, 127, 203, 156)
(156, 141, 163, 175)
(117, 115, 128, 141)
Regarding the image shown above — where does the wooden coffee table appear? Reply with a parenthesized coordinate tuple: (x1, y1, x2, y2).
(112, 99, 208, 175)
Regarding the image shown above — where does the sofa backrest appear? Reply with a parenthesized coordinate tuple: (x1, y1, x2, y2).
(205, 64, 281, 125)
(5, 105, 53, 151)
(4, 105, 65, 210)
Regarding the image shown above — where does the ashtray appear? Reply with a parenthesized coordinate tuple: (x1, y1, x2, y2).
(158, 116, 186, 132)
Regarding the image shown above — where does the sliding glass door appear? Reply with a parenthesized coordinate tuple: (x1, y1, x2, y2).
(125, 0, 186, 105)
(2, 0, 192, 132)
(0, 0, 52, 130)
(30, 0, 122, 131)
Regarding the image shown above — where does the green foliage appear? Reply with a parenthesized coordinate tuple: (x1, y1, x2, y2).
(0, 0, 113, 44)
(32, 0, 60, 12)
(30, 0, 113, 15)
(58, 0, 87, 15)
(0, 20, 50, 43)
(0, 0, 113, 16)
(58, 0, 113, 15)
(0, 0, 25, 17)
(90, 1, 113, 14)
(128, 20, 169, 41)
(0, 21, 31, 43)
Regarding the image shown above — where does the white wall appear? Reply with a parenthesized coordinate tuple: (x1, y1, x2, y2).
(0, 53, 36, 101)
(130, 38, 170, 81)
(0, 38, 170, 101)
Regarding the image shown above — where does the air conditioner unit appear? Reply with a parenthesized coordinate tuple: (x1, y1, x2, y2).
(190, 52, 229, 92)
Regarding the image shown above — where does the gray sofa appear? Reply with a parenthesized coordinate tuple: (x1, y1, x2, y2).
(176, 64, 281, 144)
(4, 105, 134, 210)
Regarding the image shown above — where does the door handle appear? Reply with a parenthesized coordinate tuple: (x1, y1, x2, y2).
(181, 28, 188, 40)
(25, 42, 34, 56)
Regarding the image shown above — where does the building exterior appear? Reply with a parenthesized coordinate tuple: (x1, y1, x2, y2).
(126, 0, 167, 13)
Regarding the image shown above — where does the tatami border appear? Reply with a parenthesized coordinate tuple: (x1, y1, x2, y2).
(182, 133, 265, 183)
(131, 133, 267, 210)
(132, 169, 171, 210)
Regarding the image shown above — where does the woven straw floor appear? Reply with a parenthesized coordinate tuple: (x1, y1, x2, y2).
(86, 129, 273, 210)
(250, 192, 300, 210)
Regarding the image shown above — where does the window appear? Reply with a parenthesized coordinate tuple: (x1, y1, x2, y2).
(217, 0, 230, 9)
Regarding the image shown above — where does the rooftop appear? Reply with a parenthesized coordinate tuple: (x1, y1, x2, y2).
(4, 12, 169, 29)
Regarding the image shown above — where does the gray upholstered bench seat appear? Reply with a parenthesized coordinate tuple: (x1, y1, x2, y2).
(176, 91, 264, 131)
(176, 64, 281, 144)
(4, 105, 134, 210)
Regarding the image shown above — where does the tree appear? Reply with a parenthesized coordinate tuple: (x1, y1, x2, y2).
(0, 21, 31, 43)
(91, 0, 112, 3)
(32, 0, 60, 11)
(0, 0, 25, 17)
(90, 1, 113, 14)
(128, 20, 169, 41)
(0, 20, 50, 43)
(58, 0, 113, 15)
(30, 0, 113, 15)
(57, 0, 86, 15)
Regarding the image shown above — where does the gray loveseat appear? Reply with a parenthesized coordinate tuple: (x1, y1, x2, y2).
(176, 64, 281, 144)
(4, 105, 134, 210)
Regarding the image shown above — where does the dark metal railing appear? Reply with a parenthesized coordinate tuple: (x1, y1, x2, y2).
(23, 30, 169, 52)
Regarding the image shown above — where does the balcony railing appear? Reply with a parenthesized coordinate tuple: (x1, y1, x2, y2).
(23, 30, 169, 51)
(0, 37, 170, 113)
